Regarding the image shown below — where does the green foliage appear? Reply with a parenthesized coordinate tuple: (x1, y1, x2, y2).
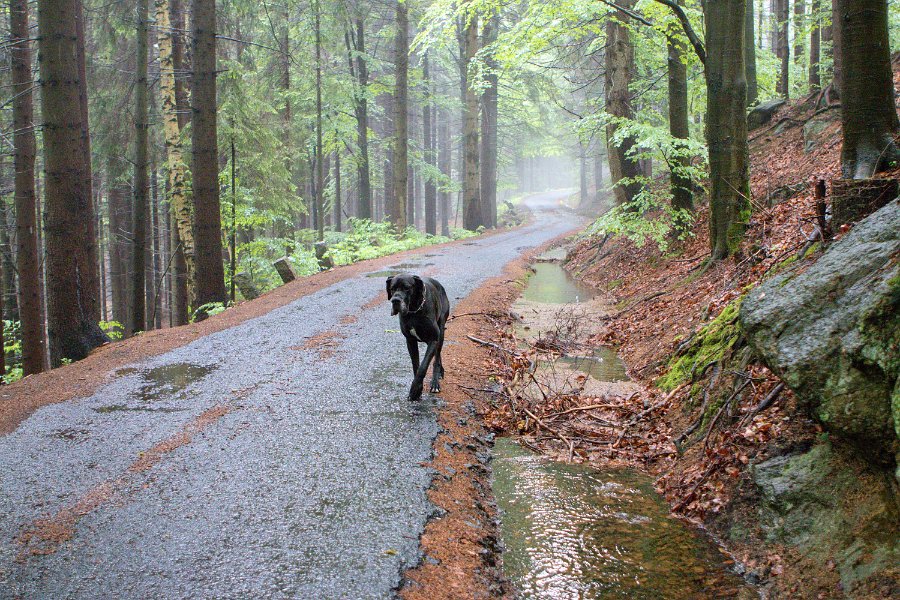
(586, 187, 695, 253)
(326, 218, 475, 265)
(2, 320, 23, 384)
(99, 321, 125, 341)
(656, 299, 743, 392)
(192, 303, 227, 323)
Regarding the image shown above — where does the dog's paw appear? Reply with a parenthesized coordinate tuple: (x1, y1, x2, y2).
(408, 385, 423, 402)
(429, 381, 441, 393)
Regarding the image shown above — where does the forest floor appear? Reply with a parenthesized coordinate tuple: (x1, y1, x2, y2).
(471, 65, 900, 598)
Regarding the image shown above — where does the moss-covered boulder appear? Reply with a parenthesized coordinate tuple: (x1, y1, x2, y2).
(748, 442, 900, 595)
(740, 199, 899, 468)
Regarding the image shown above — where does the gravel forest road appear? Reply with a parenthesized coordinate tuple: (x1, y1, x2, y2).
(0, 191, 581, 599)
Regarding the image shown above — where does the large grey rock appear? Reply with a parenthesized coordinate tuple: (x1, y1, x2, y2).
(802, 109, 838, 152)
(740, 199, 900, 466)
(747, 98, 786, 129)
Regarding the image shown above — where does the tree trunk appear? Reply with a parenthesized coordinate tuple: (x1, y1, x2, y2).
(334, 150, 342, 232)
(314, 0, 325, 240)
(107, 171, 131, 330)
(745, 0, 759, 105)
(605, 0, 642, 206)
(809, 0, 821, 90)
(438, 107, 451, 237)
(667, 31, 693, 228)
(479, 13, 499, 229)
(593, 153, 604, 204)
(794, 0, 805, 64)
(157, 0, 192, 322)
(191, 0, 226, 308)
(422, 54, 437, 235)
(822, 1, 836, 92)
(9, 0, 45, 374)
(151, 168, 162, 329)
(390, 0, 409, 230)
(705, 0, 751, 260)
(462, 12, 482, 230)
(353, 17, 372, 220)
(38, 0, 108, 364)
(132, 0, 149, 333)
(776, 0, 790, 97)
(835, 0, 899, 178)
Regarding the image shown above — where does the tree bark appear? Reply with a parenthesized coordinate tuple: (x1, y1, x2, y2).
(462, 12, 482, 230)
(132, 0, 150, 333)
(9, 0, 45, 374)
(745, 0, 759, 105)
(352, 17, 372, 220)
(423, 54, 437, 235)
(334, 150, 342, 232)
(835, 0, 899, 178)
(809, 0, 821, 90)
(605, 1, 642, 206)
(390, 0, 409, 230)
(157, 0, 192, 323)
(191, 0, 226, 308)
(314, 0, 325, 240)
(438, 107, 451, 237)
(776, 0, 790, 97)
(667, 31, 693, 228)
(38, 0, 109, 363)
(705, 0, 751, 260)
(794, 0, 805, 64)
(479, 13, 499, 229)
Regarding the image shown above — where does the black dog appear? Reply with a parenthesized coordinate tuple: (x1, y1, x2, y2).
(386, 273, 451, 401)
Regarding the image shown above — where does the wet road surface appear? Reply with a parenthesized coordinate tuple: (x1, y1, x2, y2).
(0, 191, 581, 599)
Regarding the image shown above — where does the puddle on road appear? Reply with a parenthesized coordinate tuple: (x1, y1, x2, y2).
(365, 263, 435, 278)
(493, 438, 754, 599)
(94, 363, 216, 413)
(523, 262, 597, 304)
(553, 349, 629, 383)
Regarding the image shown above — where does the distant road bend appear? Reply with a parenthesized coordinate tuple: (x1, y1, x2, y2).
(0, 191, 581, 599)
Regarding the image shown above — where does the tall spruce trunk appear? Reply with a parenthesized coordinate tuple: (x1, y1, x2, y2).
(705, 0, 751, 260)
(479, 13, 499, 229)
(314, 0, 325, 240)
(38, 0, 108, 363)
(423, 54, 437, 235)
(438, 107, 451, 237)
(390, 0, 409, 230)
(462, 13, 482, 230)
(793, 0, 805, 64)
(191, 0, 226, 307)
(667, 32, 693, 228)
(334, 151, 342, 232)
(353, 17, 372, 220)
(132, 0, 150, 333)
(9, 0, 45, 374)
(604, 0, 642, 206)
(835, 0, 899, 178)
(157, 0, 191, 323)
(745, 0, 759, 105)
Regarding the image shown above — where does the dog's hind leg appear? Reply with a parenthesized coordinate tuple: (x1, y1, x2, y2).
(409, 342, 437, 401)
(406, 337, 420, 377)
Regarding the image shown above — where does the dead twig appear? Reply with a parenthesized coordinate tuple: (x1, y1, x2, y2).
(740, 382, 786, 426)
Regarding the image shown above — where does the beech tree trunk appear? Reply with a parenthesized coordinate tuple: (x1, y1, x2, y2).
(809, 0, 821, 90)
(776, 0, 789, 97)
(835, 0, 899, 178)
(604, 1, 642, 206)
(479, 13, 499, 229)
(9, 0, 45, 374)
(191, 0, 227, 308)
(745, 0, 759, 105)
(794, 0, 805, 63)
(38, 0, 108, 364)
(705, 0, 751, 259)
(438, 107, 451, 237)
(390, 0, 409, 230)
(462, 13, 482, 230)
(132, 0, 150, 333)
(667, 31, 693, 228)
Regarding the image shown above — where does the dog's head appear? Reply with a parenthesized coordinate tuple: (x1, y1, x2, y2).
(386, 273, 424, 316)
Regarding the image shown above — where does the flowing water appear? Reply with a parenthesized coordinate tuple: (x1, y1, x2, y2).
(493, 439, 754, 599)
(522, 263, 597, 304)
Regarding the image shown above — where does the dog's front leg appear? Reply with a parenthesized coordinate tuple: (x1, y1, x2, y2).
(408, 341, 437, 402)
(406, 337, 420, 376)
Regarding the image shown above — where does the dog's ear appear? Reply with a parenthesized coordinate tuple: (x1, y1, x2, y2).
(385, 276, 394, 301)
(411, 275, 425, 308)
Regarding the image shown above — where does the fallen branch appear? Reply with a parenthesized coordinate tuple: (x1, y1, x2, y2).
(703, 379, 752, 449)
(523, 407, 574, 462)
(466, 335, 517, 356)
(740, 382, 786, 426)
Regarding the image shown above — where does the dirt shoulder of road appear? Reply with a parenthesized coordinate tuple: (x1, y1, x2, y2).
(400, 231, 577, 600)
(0, 226, 522, 436)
